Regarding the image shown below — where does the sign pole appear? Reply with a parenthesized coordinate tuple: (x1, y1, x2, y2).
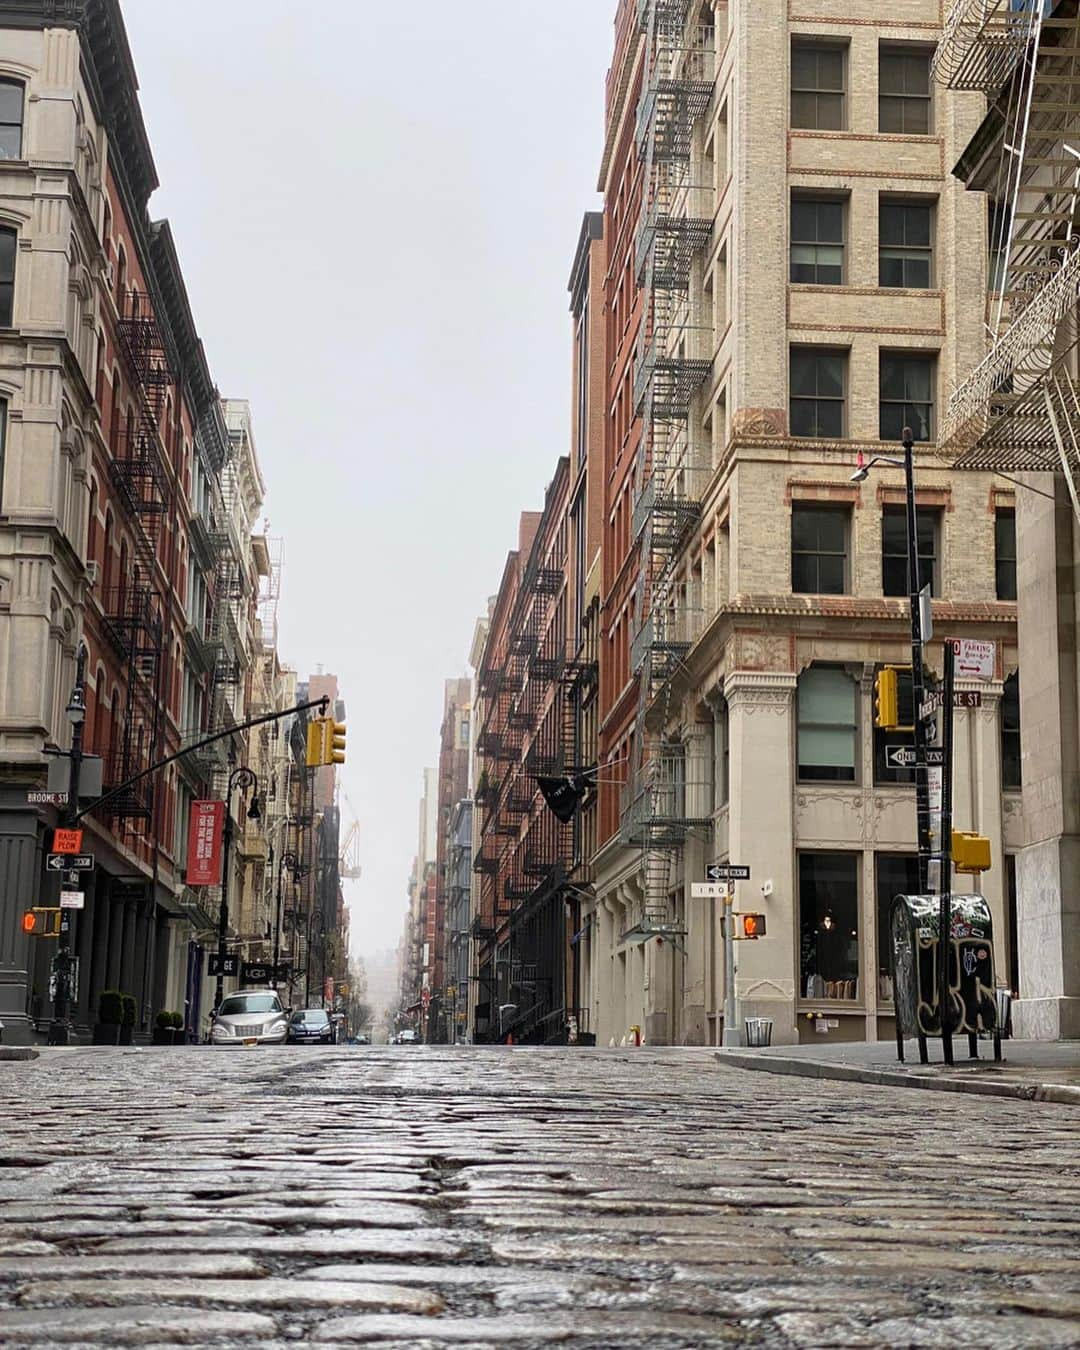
(721, 891, 741, 1047)
(938, 638, 956, 1064)
(48, 642, 88, 1046)
(903, 429, 934, 893)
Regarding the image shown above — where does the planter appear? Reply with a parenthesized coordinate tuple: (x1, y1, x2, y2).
(152, 1028, 170, 1045)
(118, 1025, 134, 1046)
(92, 1023, 120, 1046)
(170, 1027, 187, 1045)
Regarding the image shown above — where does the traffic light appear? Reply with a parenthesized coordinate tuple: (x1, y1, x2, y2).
(874, 667, 899, 730)
(953, 831, 991, 875)
(738, 912, 767, 939)
(323, 719, 346, 765)
(21, 908, 60, 937)
(305, 718, 325, 768)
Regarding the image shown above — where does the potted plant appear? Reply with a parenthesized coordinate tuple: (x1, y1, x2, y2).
(93, 989, 123, 1045)
(119, 993, 137, 1046)
(153, 1010, 172, 1045)
(169, 1011, 185, 1045)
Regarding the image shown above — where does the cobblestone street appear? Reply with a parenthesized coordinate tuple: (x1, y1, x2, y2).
(0, 1047, 1077, 1348)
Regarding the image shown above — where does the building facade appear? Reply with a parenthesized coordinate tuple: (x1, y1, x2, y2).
(580, 0, 1021, 1047)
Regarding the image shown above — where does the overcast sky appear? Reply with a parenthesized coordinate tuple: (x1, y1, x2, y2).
(121, 1, 614, 962)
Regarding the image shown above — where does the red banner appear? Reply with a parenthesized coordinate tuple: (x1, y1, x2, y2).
(186, 800, 225, 886)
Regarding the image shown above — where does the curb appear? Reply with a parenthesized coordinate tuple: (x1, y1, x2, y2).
(714, 1050, 1080, 1106)
(0, 1046, 39, 1062)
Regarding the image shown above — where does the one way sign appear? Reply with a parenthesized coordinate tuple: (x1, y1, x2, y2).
(885, 746, 944, 770)
(46, 853, 94, 872)
(705, 863, 751, 882)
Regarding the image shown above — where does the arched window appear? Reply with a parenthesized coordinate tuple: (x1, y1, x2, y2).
(94, 327, 106, 407)
(0, 79, 23, 160)
(86, 478, 98, 566)
(102, 509, 113, 593)
(0, 225, 15, 327)
(102, 199, 111, 252)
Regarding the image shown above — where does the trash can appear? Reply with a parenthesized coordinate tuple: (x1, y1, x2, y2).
(743, 1017, 773, 1047)
(890, 893, 998, 1040)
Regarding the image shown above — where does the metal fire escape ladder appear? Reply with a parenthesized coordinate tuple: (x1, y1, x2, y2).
(621, 0, 714, 946)
(935, 0, 1080, 520)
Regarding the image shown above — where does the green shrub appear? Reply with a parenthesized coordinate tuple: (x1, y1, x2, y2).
(121, 994, 137, 1028)
(98, 990, 124, 1025)
(169, 1011, 184, 1031)
(155, 1010, 172, 1030)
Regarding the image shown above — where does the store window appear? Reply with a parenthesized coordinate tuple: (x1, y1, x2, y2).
(799, 852, 860, 1000)
(797, 666, 857, 782)
(875, 853, 919, 1004)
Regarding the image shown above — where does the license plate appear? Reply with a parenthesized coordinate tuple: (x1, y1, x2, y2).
(243, 1038, 258, 1046)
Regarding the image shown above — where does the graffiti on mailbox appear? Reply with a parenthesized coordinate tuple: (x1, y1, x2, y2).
(891, 894, 998, 1038)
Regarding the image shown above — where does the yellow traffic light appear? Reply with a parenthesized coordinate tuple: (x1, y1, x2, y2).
(323, 719, 346, 765)
(953, 831, 991, 875)
(874, 667, 899, 730)
(305, 718, 325, 768)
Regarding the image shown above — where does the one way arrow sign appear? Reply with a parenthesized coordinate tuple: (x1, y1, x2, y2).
(46, 853, 94, 872)
(885, 746, 944, 770)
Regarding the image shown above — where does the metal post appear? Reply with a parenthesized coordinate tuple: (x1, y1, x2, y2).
(721, 892, 741, 1047)
(903, 429, 933, 894)
(939, 639, 956, 1064)
(273, 850, 295, 992)
(49, 642, 88, 1046)
(214, 766, 258, 1012)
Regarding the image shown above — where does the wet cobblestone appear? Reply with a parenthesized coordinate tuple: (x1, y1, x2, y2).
(0, 1045, 1076, 1347)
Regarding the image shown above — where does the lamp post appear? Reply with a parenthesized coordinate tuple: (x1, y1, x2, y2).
(850, 428, 933, 889)
(214, 766, 260, 1011)
(273, 849, 297, 992)
(49, 641, 88, 1046)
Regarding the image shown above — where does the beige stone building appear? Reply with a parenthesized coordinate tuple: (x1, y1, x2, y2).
(583, 0, 1021, 1047)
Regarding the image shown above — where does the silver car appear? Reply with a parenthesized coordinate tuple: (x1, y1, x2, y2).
(210, 991, 288, 1048)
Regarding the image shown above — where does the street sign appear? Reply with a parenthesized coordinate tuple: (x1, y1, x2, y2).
(919, 691, 943, 721)
(241, 960, 273, 985)
(27, 791, 68, 806)
(207, 953, 239, 978)
(59, 891, 84, 909)
(954, 689, 982, 709)
(52, 828, 84, 855)
(705, 863, 751, 882)
(45, 853, 94, 872)
(949, 638, 995, 681)
(691, 882, 729, 899)
(885, 746, 944, 769)
(920, 690, 979, 720)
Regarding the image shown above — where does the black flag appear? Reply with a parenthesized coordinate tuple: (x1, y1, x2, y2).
(537, 775, 587, 823)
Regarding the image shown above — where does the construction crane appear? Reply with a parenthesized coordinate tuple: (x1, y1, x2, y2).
(339, 790, 362, 880)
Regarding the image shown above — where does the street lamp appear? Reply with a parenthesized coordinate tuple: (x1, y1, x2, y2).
(49, 641, 89, 1046)
(214, 766, 261, 1011)
(304, 908, 325, 1008)
(273, 849, 298, 994)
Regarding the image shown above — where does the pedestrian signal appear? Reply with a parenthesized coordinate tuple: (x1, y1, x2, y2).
(739, 913, 767, 939)
(21, 908, 60, 937)
(21, 910, 36, 934)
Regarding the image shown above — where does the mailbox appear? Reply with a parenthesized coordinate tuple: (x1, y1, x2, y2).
(890, 893, 999, 1041)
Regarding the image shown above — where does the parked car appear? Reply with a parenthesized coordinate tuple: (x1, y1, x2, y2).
(210, 991, 288, 1048)
(287, 1008, 334, 1045)
(354, 1033, 371, 1045)
(396, 1028, 419, 1044)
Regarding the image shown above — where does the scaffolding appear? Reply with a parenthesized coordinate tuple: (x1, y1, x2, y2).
(934, 0, 1080, 518)
(622, 0, 715, 940)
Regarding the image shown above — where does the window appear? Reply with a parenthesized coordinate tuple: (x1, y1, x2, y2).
(799, 852, 860, 1000)
(988, 199, 1008, 293)
(880, 201, 933, 288)
(0, 226, 14, 327)
(879, 47, 932, 134)
(880, 353, 935, 442)
(1005, 855, 1019, 996)
(791, 42, 845, 130)
(798, 666, 857, 782)
(792, 504, 849, 595)
(875, 853, 919, 1003)
(712, 696, 729, 807)
(0, 80, 23, 159)
(791, 348, 846, 439)
(881, 504, 939, 597)
(996, 508, 1017, 601)
(791, 197, 844, 284)
(1002, 672, 1021, 790)
(0, 399, 5, 511)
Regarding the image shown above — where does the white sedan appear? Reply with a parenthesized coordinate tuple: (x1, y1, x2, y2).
(210, 991, 289, 1047)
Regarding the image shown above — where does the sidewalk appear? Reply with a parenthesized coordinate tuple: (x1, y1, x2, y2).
(715, 1037, 1080, 1106)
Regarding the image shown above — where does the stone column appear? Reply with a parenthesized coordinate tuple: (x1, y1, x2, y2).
(1014, 475, 1080, 1039)
(680, 719, 713, 1043)
(0, 791, 41, 1043)
(725, 672, 798, 1044)
(73, 872, 96, 1031)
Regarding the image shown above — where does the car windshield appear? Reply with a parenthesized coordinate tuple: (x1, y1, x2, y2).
(219, 995, 281, 1016)
(292, 1010, 329, 1024)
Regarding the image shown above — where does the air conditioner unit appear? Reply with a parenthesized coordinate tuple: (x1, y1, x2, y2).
(85, 560, 99, 587)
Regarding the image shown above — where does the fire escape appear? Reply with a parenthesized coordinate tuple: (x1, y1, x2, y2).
(101, 292, 173, 829)
(933, 0, 1080, 514)
(622, 0, 715, 941)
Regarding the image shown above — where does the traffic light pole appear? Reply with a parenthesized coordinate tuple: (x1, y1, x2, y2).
(49, 642, 88, 1046)
(214, 767, 258, 1012)
(721, 891, 741, 1047)
(903, 430, 934, 896)
(938, 639, 956, 1062)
